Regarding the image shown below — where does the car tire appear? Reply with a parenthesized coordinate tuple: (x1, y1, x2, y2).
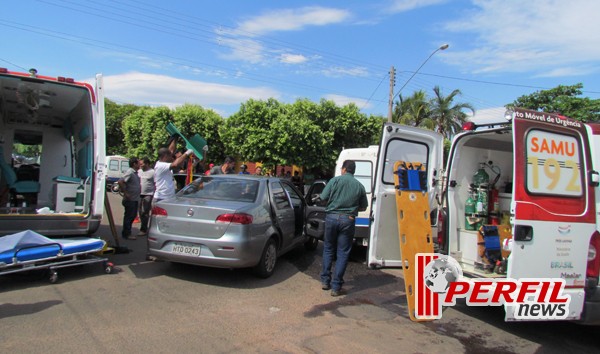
(254, 238, 277, 278)
(111, 183, 120, 193)
(304, 236, 319, 251)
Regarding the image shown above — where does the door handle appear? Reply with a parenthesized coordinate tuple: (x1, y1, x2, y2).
(514, 225, 533, 241)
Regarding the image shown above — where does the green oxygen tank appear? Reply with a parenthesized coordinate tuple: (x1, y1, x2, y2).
(464, 192, 476, 230)
(473, 164, 490, 187)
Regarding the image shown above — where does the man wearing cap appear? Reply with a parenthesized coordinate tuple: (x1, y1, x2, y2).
(239, 164, 250, 174)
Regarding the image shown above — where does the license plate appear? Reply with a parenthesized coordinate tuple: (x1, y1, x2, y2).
(172, 243, 201, 256)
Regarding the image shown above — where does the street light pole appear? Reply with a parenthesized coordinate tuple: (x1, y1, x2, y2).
(388, 44, 449, 123)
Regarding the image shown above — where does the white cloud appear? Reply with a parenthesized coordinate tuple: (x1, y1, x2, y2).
(325, 94, 371, 108)
(322, 66, 369, 78)
(236, 6, 351, 36)
(280, 53, 308, 64)
(99, 72, 280, 108)
(443, 0, 600, 77)
(388, 0, 449, 13)
(216, 37, 265, 64)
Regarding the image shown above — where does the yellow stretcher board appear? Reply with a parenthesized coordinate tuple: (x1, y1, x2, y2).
(393, 161, 434, 322)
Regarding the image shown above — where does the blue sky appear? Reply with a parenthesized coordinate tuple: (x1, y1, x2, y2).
(2, 0, 599, 123)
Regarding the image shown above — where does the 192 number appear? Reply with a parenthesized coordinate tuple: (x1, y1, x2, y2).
(528, 157, 581, 193)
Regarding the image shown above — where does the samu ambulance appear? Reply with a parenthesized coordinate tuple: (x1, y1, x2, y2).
(368, 107, 600, 324)
(0, 68, 106, 236)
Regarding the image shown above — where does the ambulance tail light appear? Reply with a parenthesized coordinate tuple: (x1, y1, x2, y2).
(586, 231, 600, 278)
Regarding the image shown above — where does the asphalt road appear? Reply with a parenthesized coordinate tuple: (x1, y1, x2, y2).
(1, 192, 600, 353)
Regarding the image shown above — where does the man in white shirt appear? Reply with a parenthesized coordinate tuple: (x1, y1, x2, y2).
(153, 138, 193, 206)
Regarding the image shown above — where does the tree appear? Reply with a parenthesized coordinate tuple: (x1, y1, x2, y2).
(104, 99, 140, 155)
(220, 98, 287, 167)
(122, 106, 174, 159)
(429, 86, 474, 139)
(310, 99, 382, 169)
(508, 83, 600, 122)
(394, 90, 433, 129)
(172, 104, 225, 164)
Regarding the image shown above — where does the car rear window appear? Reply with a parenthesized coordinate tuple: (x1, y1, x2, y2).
(178, 177, 259, 202)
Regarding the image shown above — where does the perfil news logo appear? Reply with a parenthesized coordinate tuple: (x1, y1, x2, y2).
(414, 253, 571, 320)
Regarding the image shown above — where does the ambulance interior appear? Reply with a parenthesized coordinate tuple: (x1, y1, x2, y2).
(0, 73, 95, 216)
(445, 127, 514, 277)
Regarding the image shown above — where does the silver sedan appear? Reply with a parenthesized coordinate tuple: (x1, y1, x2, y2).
(147, 175, 319, 278)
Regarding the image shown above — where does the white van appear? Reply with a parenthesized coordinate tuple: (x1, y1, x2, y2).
(305, 146, 377, 246)
(0, 68, 106, 236)
(105, 155, 129, 191)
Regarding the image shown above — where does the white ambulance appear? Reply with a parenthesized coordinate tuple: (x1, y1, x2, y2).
(368, 107, 600, 324)
(0, 68, 106, 236)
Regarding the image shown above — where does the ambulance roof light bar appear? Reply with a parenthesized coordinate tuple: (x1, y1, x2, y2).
(462, 122, 477, 131)
(504, 109, 515, 122)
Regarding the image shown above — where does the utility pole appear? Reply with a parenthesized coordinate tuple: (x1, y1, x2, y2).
(388, 66, 395, 123)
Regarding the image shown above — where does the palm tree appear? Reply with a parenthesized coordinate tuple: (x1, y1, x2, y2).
(393, 90, 434, 129)
(429, 86, 475, 139)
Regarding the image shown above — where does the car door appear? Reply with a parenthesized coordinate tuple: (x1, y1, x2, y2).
(269, 180, 296, 249)
(304, 180, 327, 240)
(368, 123, 443, 268)
(505, 108, 597, 321)
(280, 180, 306, 239)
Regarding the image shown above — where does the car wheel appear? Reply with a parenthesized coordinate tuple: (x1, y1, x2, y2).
(111, 183, 120, 193)
(254, 238, 277, 278)
(304, 236, 319, 251)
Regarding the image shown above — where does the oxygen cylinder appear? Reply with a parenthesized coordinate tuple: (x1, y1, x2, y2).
(464, 193, 476, 230)
(476, 188, 488, 213)
(472, 164, 490, 186)
(74, 184, 85, 213)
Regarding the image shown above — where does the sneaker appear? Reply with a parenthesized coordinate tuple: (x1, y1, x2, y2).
(321, 283, 331, 291)
(127, 235, 137, 240)
(138, 231, 147, 236)
(331, 289, 342, 297)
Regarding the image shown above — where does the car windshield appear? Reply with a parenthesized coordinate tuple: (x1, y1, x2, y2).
(177, 177, 259, 202)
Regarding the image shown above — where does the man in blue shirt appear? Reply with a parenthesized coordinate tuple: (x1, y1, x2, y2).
(319, 160, 368, 296)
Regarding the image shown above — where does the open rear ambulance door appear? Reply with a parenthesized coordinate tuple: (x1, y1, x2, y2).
(91, 74, 106, 219)
(506, 108, 597, 321)
(368, 123, 443, 268)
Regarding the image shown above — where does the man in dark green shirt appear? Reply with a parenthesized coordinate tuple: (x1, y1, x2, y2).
(319, 160, 368, 296)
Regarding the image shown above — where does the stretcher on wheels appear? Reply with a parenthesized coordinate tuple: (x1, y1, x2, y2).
(0, 230, 113, 283)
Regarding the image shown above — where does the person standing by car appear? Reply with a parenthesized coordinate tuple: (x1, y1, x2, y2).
(254, 166, 263, 176)
(137, 157, 154, 236)
(118, 157, 141, 240)
(153, 137, 193, 206)
(239, 164, 250, 175)
(319, 160, 368, 296)
(291, 171, 304, 193)
(210, 156, 236, 175)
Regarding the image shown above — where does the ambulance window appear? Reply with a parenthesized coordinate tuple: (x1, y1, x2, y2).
(109, 160, 120, 171)
(353, 160, 372, 194)
(382, 138, 429, 185)
(121, 160, 129, 173)
(525, 129, 583, 197)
